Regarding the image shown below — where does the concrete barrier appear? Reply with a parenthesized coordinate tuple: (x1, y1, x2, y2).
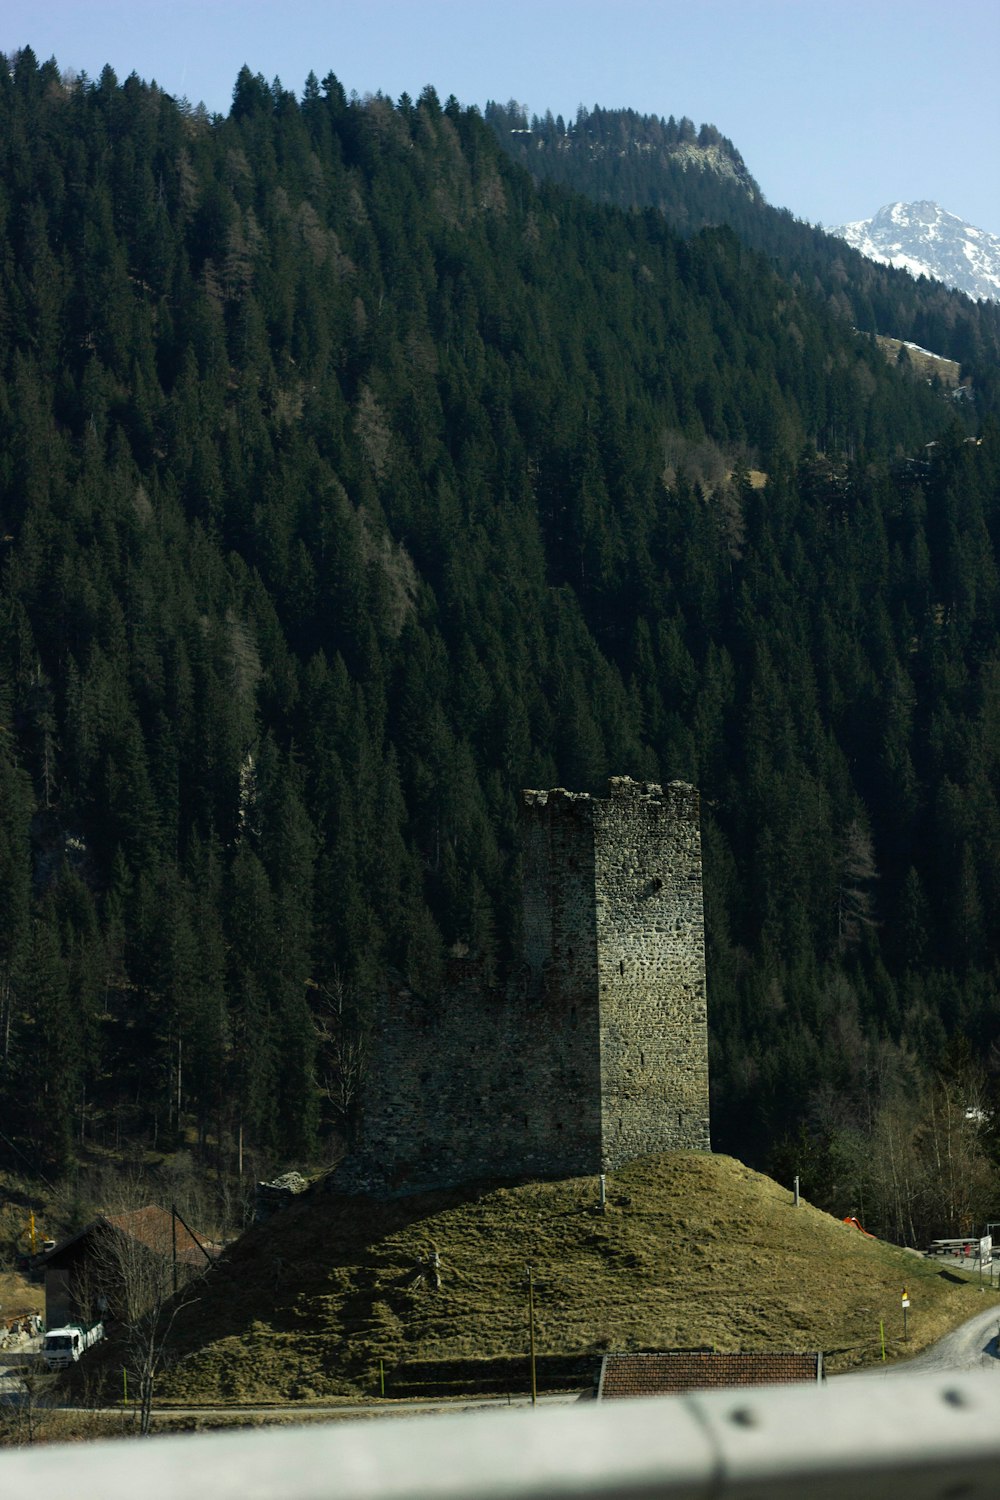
(1, 1367, 999, 1499)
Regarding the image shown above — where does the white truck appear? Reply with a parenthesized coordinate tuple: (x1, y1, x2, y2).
(41, 1321, 104, 1368)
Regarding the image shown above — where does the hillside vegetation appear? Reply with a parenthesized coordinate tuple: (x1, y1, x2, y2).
(489, 102, 1000, 406)
(152, 1152, 995, 1402)
(2, 53, 1000, 1224)
(875, 336, 962, 387)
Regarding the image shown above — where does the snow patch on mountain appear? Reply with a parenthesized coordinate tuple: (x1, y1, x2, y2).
(831, 202, 1000, 303)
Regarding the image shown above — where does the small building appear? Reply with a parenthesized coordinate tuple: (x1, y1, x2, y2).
(597, 1350, 824, 1399)
(42, 1206, 214, 1329)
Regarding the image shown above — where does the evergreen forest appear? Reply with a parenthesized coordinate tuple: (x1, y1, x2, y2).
(488, 102, 1000, 413)
(2, 52, 1000, 1238)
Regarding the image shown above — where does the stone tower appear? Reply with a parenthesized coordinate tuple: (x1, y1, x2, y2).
(521, 777, 710, 1167)
(336, 776, 710, 1195)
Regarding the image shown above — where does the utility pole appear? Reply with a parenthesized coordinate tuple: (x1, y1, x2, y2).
(527, 1266, 537, 1407)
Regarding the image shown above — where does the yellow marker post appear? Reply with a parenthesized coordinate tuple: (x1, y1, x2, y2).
(880, 1320, 886, 1361)
(527, 1266, 537, 1408)
(902, 1288, 911, 1342)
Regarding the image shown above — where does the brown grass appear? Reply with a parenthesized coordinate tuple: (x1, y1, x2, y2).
(876, 335, 962, 386)
(151, 1153, 996, 1404)
(0, 1269, 43, 1322)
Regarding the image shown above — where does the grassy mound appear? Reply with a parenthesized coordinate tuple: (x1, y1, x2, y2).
(157, 1152, 996, 1403)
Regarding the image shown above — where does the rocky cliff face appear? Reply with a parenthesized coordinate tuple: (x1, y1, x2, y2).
(831, 201, 1000, 303)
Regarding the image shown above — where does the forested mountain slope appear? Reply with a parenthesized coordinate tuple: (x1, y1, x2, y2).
(1, 54, 999, 1221)
(488, 104, 1000, 410)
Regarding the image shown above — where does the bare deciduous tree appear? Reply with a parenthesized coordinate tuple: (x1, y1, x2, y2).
(88, 1192, 207, 1435)
(822, 1059, 998, 1246)
(309, 973, 369, 1139)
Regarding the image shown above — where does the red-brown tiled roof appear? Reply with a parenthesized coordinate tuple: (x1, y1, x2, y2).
(598, 1351, 822, 1399)
(102, 1206, 211, 1266)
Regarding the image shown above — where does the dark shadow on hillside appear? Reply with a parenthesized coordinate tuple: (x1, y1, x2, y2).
(167, 1171, 580, 1354)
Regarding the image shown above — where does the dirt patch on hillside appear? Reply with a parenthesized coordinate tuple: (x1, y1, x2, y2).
(0, 1270, 43, 1324)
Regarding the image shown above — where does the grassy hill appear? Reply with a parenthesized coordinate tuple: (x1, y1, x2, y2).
(154, 1153, 996, 1403)
(875, 335, 963, 387)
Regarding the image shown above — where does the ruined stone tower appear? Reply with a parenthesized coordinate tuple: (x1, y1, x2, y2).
(522, 778, 710, 1168)
(337, 777, 710, 1194)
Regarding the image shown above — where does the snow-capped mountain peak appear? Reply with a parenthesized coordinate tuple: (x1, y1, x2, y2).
(831, 201, 1000, 302)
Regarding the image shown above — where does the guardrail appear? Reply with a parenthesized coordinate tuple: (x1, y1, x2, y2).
(2, 1368, 1000, 1499)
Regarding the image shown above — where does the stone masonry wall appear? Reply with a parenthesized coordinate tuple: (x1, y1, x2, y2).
(338, 959, 602, 1194)
(594, 779, 711, 1165)
(336, 777, 709, 1194)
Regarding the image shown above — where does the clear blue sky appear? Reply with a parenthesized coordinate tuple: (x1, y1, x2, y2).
(4, 0, 999, 236)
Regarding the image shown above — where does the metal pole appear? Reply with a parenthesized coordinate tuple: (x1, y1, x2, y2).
(599, 1175, 606, 1213)
(171, 1205, 178, 1295)
(170, 1204, 215, 1268)
(793, 1176, 800, 1207)
(527, 1267, 537, 1408)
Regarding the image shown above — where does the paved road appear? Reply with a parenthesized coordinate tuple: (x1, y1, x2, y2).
(897, 1304, 1000, 1373)
(0, 1343, 43, 1399)
(0, 1359, 588, 1420)
(845, 1302, 1000, 1379)
(140, 1391, 590, 1423)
